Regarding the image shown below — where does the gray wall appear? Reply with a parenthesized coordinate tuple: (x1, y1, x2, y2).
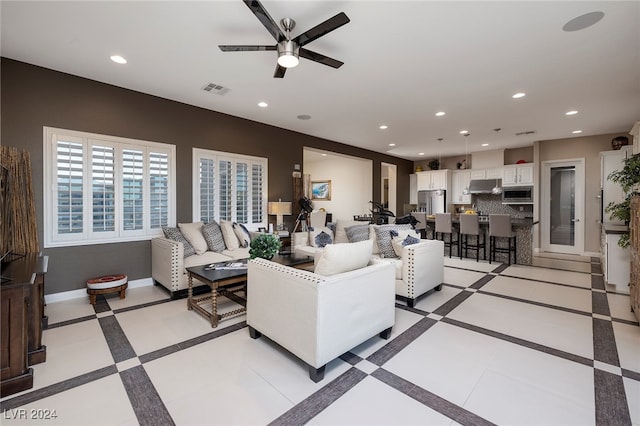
(1, 58, 413, 294)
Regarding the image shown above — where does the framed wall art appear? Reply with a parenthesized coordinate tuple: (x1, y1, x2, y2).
(311, 180, 331, 200)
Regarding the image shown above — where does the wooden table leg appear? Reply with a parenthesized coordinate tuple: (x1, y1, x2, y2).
(187, 273, 193, 310)
(211, 282, 218, 328)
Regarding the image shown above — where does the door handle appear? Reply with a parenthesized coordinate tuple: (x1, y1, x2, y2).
(571, 218, 580, 222)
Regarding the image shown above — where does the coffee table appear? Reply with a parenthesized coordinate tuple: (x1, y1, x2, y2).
(187, 253, 314, 328)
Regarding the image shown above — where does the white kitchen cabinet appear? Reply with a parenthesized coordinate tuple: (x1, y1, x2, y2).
(503, 164, 533, 186)
(470, 167, 504, 181)
(451, 171, 471, 204)
(486, 168, 504, 180)
(601, 226, 631, 291)
(415, 170, 449, 191)
(470, 169, 487, 180)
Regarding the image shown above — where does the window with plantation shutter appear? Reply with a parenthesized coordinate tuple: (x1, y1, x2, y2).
(44, 127, 176, 247)
(193, 148, 267, 228)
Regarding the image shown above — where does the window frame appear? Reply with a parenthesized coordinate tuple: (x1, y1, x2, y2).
(43, 127, 176, 248)
(192, 148, 268, 228)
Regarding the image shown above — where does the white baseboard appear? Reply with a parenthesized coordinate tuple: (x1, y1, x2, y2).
(44, 277, 153, 304)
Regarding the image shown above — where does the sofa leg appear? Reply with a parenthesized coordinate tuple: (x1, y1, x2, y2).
(407, 298, 415, 308)
(309, 365, 326, 383)
(248, 326, 262, 339)
(434, 284, 443, 291)
(379, 327, 392, 340)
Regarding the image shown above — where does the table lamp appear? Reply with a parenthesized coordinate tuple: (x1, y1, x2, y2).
(268, 199, 292, 232)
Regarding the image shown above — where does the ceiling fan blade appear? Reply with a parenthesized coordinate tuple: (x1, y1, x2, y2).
(273, 64, 287, 78)
(219, 45, 276, 52)
(299, 48, 344, 69)
(293, 12, 350, 47)
(243, 0, 286, 42)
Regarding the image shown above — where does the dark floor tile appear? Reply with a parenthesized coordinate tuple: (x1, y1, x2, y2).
(594, 369, 632, 425)
(120, 365, 175, 426)
(99, 315, 137, 363)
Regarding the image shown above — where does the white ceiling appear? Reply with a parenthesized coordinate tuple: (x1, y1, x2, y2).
(2, 1, 639, 160)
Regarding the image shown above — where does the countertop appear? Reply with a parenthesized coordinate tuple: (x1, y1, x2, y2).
(602, 223, 629, 234)
(423, 216, 538, 227)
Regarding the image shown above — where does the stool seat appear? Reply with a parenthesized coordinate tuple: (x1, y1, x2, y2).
(87, 275, 128, 305)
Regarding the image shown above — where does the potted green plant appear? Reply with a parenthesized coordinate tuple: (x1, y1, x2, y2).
(605, 152, 640, 247)
(428, 159, 440, 170)
(249, 233, 282, 259)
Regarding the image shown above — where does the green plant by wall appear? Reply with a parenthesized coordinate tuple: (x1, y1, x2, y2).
(605, 152, 640, 248)
(249, 233, 282, 259)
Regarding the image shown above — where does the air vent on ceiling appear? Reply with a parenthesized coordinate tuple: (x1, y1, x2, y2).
(201, 82, 230, 95)
(515, 130, 536, 136)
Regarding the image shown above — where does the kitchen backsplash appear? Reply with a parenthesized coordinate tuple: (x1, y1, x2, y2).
(473, 194, 533, 218)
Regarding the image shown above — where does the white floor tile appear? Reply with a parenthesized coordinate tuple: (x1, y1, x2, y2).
(613, 322, 640, 373)
(532, 256, 593, 273)
(45, 297, 96, 325)
(106, 285, 170, 310)
(501, 264, 592, 288)
(444, 257, 498, 273)
(447, 293, 594, 359)
(607, 293, 637, 322)
(624, 377, 640, 426)
(414, 285, 461, 312)
(534, 252, 592, 263)
(349, 308, 423, 359)
(310, 376, 453, 425)
(481, 275, 592, 312)
(443, 267, 486, 287)
(0, 374, 136, 426)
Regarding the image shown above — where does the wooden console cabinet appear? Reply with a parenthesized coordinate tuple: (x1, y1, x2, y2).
(1, 253, 48, 397)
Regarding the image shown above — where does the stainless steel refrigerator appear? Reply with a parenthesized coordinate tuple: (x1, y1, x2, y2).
(417, 190, 446, 215)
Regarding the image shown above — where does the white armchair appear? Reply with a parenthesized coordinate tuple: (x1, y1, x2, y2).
(247, 258, 396, 382)
(374, 239, 445, 308)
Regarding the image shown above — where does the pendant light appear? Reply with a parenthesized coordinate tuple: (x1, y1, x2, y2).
(435, 138, 444, 196)
(491, 128, 503, 195)
(462, 133, 470, 195)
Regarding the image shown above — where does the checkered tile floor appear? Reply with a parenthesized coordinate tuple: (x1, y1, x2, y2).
(1, 255, 638, 425)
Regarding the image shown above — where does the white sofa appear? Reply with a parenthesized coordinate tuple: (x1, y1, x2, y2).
(151, 237, 249, 297)
(292, 222, 445, 308)
(247, 257, 396, 382)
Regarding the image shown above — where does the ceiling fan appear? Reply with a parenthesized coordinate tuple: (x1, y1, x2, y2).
(219, 0, 350, 78)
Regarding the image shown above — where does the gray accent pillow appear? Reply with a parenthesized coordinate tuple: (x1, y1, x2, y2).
(162, 226, 196, 258)
(233, 222, 251, 248)
(374, 224, 413, 258)
(314, 231, 333, 248)
(345, 224, 370, 243)
(202, 221, 226, 252)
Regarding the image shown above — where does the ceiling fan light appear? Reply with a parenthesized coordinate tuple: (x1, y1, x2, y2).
(277, 40, 299, 68)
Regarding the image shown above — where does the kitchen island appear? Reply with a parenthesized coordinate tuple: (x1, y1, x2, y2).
(422, 216, 537, 265)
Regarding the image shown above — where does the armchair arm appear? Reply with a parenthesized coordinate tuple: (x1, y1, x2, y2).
(400, 239, 444, 299)
(151, 237, 185, 292)
(291, 231, 310, 250)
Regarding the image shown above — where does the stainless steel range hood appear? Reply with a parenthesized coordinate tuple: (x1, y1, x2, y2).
(468, 179, 502, 194)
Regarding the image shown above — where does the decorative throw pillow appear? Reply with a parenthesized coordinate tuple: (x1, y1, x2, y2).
(309, 227, 334, 248)
(334, 219, 362, 244)
(178, 222, 208, 255)
(369, 225, 379, 254)
(202, 221, 226, 252)
(345, 224, 370, 243)
(233, 222, 251, 248)
(392, 234, 421, 257)
(374, 224, 413, 258)
(315, 239, 373, 276)
(162, 226, 196, 258)
(219, 220, 240, 250)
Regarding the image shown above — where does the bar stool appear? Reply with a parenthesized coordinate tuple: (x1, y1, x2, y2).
(435, 213, 458, 258)
(488, 214, 517, 265)
(459, 214, 486, 262)
(410, 212, 427, 239)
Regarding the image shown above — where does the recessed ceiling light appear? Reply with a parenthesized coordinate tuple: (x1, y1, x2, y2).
(512, 92, 526, 99)
(297, 114, 311, 120)
(389, 143, 396, 147)
(418, 152, 425, 156)
(563, 11, 605, 32)
(565, 110, 578, 115)
(110, 55, 127, 64)
(481, 143, 489, 147)
(572, 130, 583, 134)
(435, 111, 446, 117)
(379, 125, 388, 130)
(459, 130, 469, 135)
(321, 153, 327, 156)
(258, 101, 268, 108)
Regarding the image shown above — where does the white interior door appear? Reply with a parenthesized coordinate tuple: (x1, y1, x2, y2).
(541, 159, 585, 254)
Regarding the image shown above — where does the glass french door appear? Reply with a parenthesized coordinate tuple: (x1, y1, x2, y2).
(542, 160, 584, 254)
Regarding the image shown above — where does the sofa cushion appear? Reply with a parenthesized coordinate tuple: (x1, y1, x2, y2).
(183, 251, 230, 273)
(374, 224, 413, 258)
(314, 240, 373, 276)
(310, 227, 334, 248)
(202, 221, 226, 252)
(334, 219, 362, 244)
(369, 225, 380, 254)
(222, 247, 251, 259)
(179, 222, 208, 255)
(233, 222, 251, 248)
(162, 226, 196, 258)
(220, 220, 239, 250)
(392, 233, 421, 257)
(345, 224, 370, 243)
